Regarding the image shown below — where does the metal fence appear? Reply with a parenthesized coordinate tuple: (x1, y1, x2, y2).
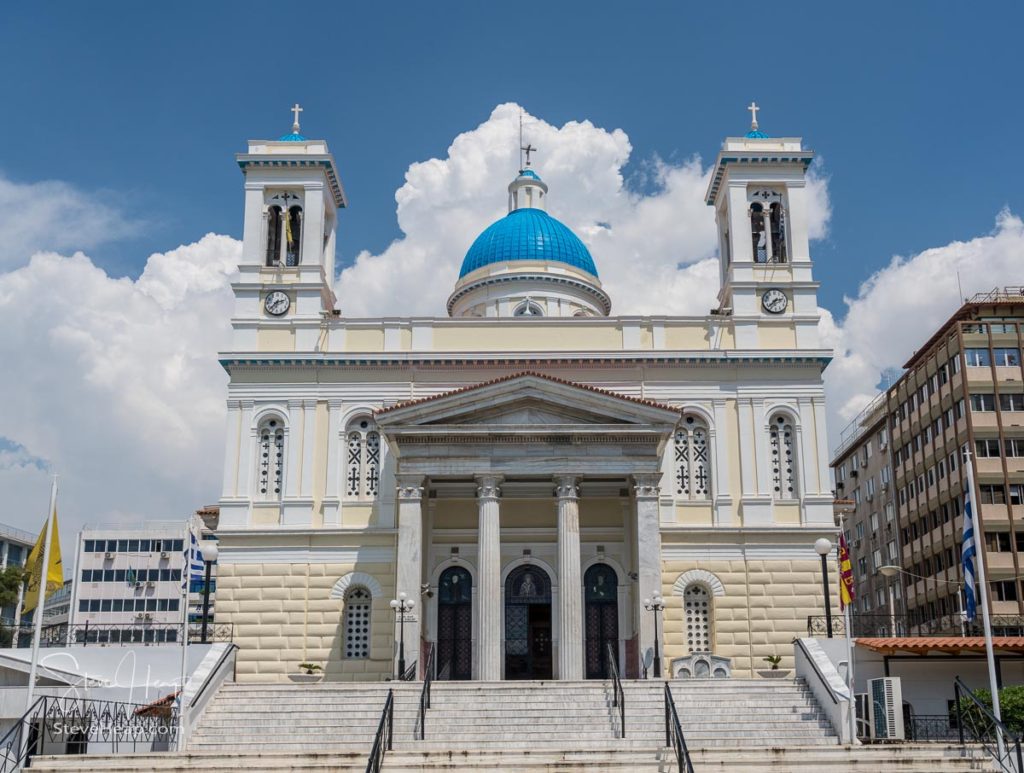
(806, 613, 1024, 638)
(1, 622, 233, 648)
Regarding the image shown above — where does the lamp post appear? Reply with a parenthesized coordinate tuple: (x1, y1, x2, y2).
(390, 592, 415, 679)
(880, 564, 966, 637)
(199, 540, 218, 644)
(643, 592, 665, 678)
(815, 538, 834, 638)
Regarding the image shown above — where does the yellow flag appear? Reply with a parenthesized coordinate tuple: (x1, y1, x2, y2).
(22, 507, 62, 615)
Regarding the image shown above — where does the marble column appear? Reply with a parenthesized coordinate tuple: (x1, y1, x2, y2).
(633, 473, 663, 676)
(395, 474, 425, 677)
(476, 474, 503, 681)
(555, 475, 583, 680)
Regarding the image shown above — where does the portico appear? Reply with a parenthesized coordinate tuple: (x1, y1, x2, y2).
(375, 373, 679, 681)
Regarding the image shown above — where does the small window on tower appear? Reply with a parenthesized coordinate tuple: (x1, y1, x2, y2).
(769, 202, 787, 263)
(286, 206, 302, 266)
(750, 204, 767, 262)
(265, 206, 282, 266)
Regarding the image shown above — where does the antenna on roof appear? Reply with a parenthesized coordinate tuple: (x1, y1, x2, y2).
(519, 109, 524, 172)
(957, 271, 964, 304)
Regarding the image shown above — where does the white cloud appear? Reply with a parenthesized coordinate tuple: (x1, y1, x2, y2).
(823, 210, 1024, 446)
(0, 235, 238, 550)
(0, 173, 141, 269)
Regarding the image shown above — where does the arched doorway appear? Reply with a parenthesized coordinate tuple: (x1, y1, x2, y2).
(584, 563, 619, 678)
(504, 565, 552, 680)
(437, 566, 472, 680)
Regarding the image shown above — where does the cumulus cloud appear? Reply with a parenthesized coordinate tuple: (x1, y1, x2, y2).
(823, 210, 1024, 444)
(0, 173, 142, 269)
(0, 235, 238, 548)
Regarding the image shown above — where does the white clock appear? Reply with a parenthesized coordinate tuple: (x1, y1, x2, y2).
(264, 290, 290, 316)
(761, 288, 788, 314)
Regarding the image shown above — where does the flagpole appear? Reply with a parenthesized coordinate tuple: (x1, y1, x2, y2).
(177, 520, 191, 751)
(964, 448, 1004, 758)
(10, 584, 23, 649)
(837, 512, 856, 744)
(25, 475, 57, 711)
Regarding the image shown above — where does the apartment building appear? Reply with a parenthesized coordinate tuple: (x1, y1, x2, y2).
(831, 394, 903, 622)
(0, 522, 37, 626)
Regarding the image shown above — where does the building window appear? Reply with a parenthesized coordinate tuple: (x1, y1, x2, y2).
(980, 484, 1006, 505)
(769, 202, 787, 262)
(976, 439, 1001, 458)
(345, 417, 381, 499)
(964, 348, 991, 367)
(343, 586, 372, 658)
(970, 394, 996, 411)
(257, 417, 285, 499)
(1001, 393, 1024, 412)
(285, 206, 302, 266)
(993, 348, 1022, 367)
(992, 581, 1019, 602)
(674, 416, 711, 500)
(683, 584, 711, 653)
(750, 203, 768, 262)
(265, 206, 282, 266)
(769, 414, 797, 499)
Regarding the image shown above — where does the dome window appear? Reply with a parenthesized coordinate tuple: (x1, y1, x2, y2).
(513, 301, 544, 317)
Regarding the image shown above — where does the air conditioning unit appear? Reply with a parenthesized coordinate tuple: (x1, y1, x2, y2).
(135, 612, 144, 619)
(143, 613, 152, 620)
(855, 693, 870, 738)
(146, 581, 155, 588)
(850, 470, 859, 478)
(104, 552, 114, 559)
(135, 581, 143, 588)
(867, 677, 905, 740)
(161, 551, 170, 558)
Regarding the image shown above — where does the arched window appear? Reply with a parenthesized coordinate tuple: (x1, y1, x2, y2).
(769, 414, 797, 499)
(257, 417, 285, 499)
(343, 586, 372, 658)
(345, 417, 381, 499)
(750, 203, 767, 263)
(769, 202, 787, 263)
(513, 300, 543, 317)
(286, 206, 302, 266)
(684, 584, 711, 652)
(674, 416, 711, 501)
(265, 206, 282, 266)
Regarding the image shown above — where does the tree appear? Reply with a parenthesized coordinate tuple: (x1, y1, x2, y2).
(0, 566, 25, 609)
(958, 685, 1024, 737)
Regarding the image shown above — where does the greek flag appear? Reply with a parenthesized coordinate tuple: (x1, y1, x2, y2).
(183, 530, 205, 591)
(962, 487, 977, 622)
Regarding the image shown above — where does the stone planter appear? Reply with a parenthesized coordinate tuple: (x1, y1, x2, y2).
(757, 668, 791, 679)
(288, 672, 324, 683)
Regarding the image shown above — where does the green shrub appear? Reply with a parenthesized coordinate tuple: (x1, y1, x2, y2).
(957, 685, 1024, 736)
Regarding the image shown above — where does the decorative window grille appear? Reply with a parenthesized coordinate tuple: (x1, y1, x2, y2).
(257, 418, 285, 499)
(769, 414, 797, 499)
(684, 584, 711, 652)
(343, 587, 372, 658)
(345, 419, 381, 499)
(675, 416, 711, 500)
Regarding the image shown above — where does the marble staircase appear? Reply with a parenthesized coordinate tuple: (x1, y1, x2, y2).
(30, 678, 1001, 772)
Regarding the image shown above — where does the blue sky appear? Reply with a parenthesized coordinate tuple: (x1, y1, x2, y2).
(2, 2, 1021, 313)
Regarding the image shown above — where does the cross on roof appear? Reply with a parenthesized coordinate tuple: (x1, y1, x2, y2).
(521, 143, 537, 167)
(747, 101, 760, 130)
(290, 103, 303, 132)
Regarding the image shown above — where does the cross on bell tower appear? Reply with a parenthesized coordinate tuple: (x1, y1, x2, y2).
(290, 103, 303, 133)
(521, 143, 537, 168)
(747, 101, 760, 131)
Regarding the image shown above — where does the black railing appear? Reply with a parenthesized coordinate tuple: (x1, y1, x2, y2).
(0, 696, 178, 772)
(806, 613, 1024, 638)
(365, 689, 394, 773)
(400, 660, 417, 681)
(664, 682, 694, 773)
(417, 643, 436, 740)
(2, 621, 234, 647)
(955, 676, 1023, 773)
(607, 641, 625, 739)
(906, 714, 959, 742)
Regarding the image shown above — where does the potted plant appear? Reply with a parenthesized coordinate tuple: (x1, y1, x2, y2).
(757, 654, 790, 679)
(289, 663, 324, 683)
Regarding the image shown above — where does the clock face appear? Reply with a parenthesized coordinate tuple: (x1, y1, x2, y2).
(762, 289, 788, 314)
(264, 290, 290, 316)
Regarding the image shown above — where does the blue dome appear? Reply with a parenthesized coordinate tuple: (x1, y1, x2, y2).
(745, 129, 769, 139)
(518, 169, 541, 180)
(279, 131, 307, 142)
(458, 208, 598, 279)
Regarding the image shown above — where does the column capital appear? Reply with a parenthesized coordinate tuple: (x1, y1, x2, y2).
(475, 474, 503, 500)
(632, 473, 662, 500)
(396, 473, 426, 500)
(553, 474, 579, 500)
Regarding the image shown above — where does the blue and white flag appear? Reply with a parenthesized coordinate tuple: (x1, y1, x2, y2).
(183, 529, 204, 591)
(962, 486, 977, 622)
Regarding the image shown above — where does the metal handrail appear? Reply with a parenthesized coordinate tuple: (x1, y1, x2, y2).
(664, 682, 695, 773)
(400, 660, 417, 681)
(365, 689, 394, 773)
(792, 638, 840, 706)
(607, 641, 625, 738)
(417, 643, 436, 740)
(955, 676, 1023, 773)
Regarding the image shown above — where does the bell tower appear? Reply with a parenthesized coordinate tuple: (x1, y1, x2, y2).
(232, 105, 347, 351)
(705, 105, 820, 350)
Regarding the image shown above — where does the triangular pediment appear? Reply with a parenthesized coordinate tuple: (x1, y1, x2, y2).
(376, 373, 680, 429)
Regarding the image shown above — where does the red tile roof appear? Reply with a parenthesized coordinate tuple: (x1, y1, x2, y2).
(856, 637, 1024, 654)
(375, 371, 681, 416)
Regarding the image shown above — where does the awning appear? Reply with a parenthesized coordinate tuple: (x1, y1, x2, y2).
(856, 637, 1024, 655)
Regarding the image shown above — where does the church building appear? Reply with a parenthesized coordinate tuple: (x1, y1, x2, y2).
(214, 106, 837, 682)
